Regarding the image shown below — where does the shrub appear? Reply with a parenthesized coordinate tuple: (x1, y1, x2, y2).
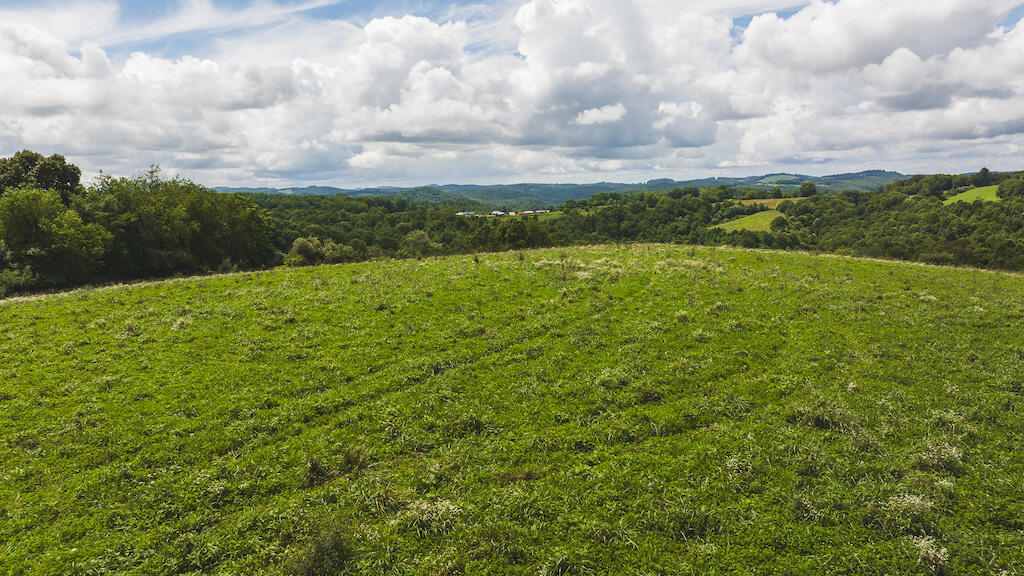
(286, 237, 326, 267)
(0, 265, 35, 297)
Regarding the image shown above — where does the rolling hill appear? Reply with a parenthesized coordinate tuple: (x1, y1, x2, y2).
(2, 245, 1021, 575)
(215, 171, 907, 210)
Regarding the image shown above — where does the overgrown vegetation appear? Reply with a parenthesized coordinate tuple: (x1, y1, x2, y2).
(2, 245, 1023, 574)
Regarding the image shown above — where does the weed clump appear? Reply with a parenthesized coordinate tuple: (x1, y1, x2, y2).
(596, 367, 630, 390)
(634, 386, 663, 405)
(283, 522, 357, 576)
(709, 301, 730, 315)
(305, 457, 334, 487)
(643, 500, 720, 540)
(304, 447, 369, 487)
(882, 494, 935, 534)
(691, 328, 714, 343)
(401, 499, 461, 536)
(793, 497, 821, 522)
(539, 549, 597, 576)
(789, 396, 852, 431)
(915, 441, 963, 473)
(910, 536, 949, 574)
(445, 412, 489, 436)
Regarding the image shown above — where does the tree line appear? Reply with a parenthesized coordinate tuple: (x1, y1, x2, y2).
(720, 170, 1024, 270)
(2, 149, 1023, 297)
(0, 152, 276, 296)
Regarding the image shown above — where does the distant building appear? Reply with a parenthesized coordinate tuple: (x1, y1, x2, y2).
(491, 211, 505, 216)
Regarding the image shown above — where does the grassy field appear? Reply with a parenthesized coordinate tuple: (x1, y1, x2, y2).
(944, 185, 1001, 205)
(738, 197, 808, 210)
(714, 210, 785, 232)
(2, 245, 1024, 575)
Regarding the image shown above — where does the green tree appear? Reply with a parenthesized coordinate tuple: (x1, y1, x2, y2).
(401, 230, 441, 258)
(499, 217, 530, 249)
(81, 169, 276, 277)
(0, 150, 82, 203)
(799, 182, 818, 196)
(972, 167, 993, 187)
(997, 177, 1024, 198)
(0, 187, 110, 285)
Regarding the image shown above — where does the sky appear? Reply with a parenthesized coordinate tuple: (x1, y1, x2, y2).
(1, 0, 1023, 187)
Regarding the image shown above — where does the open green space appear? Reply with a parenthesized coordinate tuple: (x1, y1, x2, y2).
(739, 197, 805, 210)
(713, 210, 785, 232)
(2, 245, 1023, 575)
(944, 186, 1001, 205)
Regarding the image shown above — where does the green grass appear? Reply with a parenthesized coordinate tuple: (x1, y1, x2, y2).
(714, 210, 784, 232)
(533, 209, 593, 222)
(3, 245, 1024, 575)
(944, 185, 1001, 205)
(739, 197, 805, 210)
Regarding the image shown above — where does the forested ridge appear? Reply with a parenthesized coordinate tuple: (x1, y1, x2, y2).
(2, 149, 1023, 297)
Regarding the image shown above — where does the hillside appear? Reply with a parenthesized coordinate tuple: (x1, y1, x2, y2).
(944, 185, 1001, 205)
(713, 210, 785, 232)
(2, 245, 1023, 575)
(214, 171, 906, 210)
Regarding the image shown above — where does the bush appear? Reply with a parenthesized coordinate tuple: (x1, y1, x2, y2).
(0, 265, 36, 297)
(286, 237, 325, 266)
(286, 237, 361, 267)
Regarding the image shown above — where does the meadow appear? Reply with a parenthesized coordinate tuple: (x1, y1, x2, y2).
(2, 244, 1023, 575)
(739, 198, 794, 210)
(943, 186, 1001, 205)
(713, 210, 785, 232)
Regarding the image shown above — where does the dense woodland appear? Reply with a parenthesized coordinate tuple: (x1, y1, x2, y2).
(1, 149, 1023, 296)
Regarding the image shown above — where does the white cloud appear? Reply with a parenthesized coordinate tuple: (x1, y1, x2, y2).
(0, 0, 1023, 186)
(737, 0, 1019, 71)
(576, 103, 627, 125)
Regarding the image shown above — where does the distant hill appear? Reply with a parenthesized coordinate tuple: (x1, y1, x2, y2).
(221, 185, 489, 211)
(675, 170, 907, 194)
(216, 170, 906, 210)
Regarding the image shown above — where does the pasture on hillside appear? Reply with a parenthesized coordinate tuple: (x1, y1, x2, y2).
(713, 210, 785, 233)
(739, 197, 800, 210)
(2, 245, 1023, 575)
(943, 186, 1001, 205)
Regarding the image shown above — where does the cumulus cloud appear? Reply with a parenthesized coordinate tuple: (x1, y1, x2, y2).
(0, 0, 1023, 186)
(576, 104, 627, 125)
